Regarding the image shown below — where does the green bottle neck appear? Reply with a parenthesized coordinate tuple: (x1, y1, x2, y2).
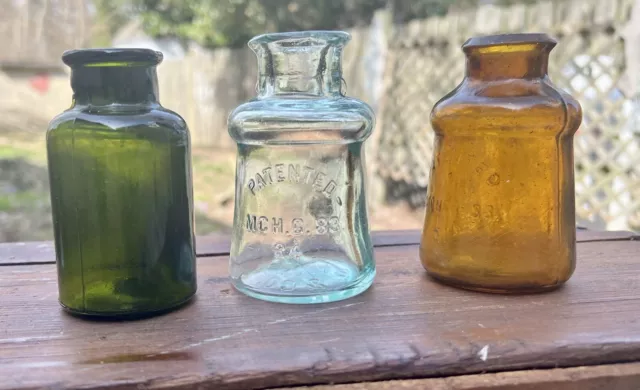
(70, 65, 160, 107)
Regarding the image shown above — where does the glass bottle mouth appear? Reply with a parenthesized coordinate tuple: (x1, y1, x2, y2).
(248, 31, 350, 50)
(62, 48, 163, 67)
(462, 33, 555, 80)
(249, 31, 349, 97)
(463, 33, 556, 52)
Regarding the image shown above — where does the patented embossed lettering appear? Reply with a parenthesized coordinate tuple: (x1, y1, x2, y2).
(247, 162, 340, 199)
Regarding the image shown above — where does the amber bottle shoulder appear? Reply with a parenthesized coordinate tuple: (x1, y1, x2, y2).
(431, 78, 582, 136)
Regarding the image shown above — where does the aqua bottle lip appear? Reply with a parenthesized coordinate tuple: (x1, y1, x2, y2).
(62, 48, 163, 67)
(248, 30, 351, 49)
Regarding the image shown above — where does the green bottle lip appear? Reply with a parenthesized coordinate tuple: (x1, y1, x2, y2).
(62, 48, 163, 67)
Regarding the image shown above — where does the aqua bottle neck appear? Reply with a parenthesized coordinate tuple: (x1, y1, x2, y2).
(70, 65, 160, 107)
(252, 39, 345, 98)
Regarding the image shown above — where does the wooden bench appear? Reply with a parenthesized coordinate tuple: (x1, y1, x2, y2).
(0, 229, 639, 389)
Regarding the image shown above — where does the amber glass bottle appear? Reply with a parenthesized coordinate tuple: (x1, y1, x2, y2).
(420, 33, 582, 293)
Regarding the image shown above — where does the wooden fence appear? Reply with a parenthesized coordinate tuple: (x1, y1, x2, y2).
(377, 0, 640, 231)
(0, 0, 89, 69)
(11, 0, 637, 231)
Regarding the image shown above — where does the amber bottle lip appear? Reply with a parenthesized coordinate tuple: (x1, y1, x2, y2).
(463, 33, 557, 50)
(62, 48, 163, 67)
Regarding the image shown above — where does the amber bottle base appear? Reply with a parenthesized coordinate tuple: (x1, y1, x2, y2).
(427, 272, 566, 295)
(59, 293, 196, 320)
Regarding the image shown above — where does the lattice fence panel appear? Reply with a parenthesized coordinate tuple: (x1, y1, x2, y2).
(378, 0, 640, 230)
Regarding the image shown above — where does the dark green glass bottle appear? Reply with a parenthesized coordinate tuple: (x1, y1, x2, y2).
(47, 49, 197, 317)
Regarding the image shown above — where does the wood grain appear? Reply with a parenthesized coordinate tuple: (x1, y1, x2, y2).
(0, 239, 639, 389)
(0, 233, 230, 266)
(290, 362, 640, 390)
(0, 229, 635, 266)
(575, 229, 638, 242)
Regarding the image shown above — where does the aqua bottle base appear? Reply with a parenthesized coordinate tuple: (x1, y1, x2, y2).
(232, 256, 375, 304)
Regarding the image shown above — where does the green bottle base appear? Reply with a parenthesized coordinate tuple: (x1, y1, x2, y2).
(59, 292, 196, 320)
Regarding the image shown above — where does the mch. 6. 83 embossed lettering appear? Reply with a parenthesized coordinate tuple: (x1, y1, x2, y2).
(228, 31, 376, 304)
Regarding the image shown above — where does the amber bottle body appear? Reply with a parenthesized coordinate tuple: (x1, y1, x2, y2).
(420, 34, 582, 293)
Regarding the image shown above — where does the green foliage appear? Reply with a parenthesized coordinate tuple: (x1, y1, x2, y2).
(93, 0, 547, 49)
(389, 0, 541, 23)
(129, 0, 387, 48)
(493, 0, 540, 5)
(92, 0, 139, 47)
(390, 0, 461, 23)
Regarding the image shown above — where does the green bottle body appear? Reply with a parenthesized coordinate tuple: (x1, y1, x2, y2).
(47, 49, 196, 317)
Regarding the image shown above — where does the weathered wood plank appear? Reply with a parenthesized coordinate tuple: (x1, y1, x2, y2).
(0, 240, 639, 389)
(0, 230, 424, 266)
(0, 233, 233, 266)
(194, 233, 232, 257)
(0, 229, 635, 266)
(289, 362, 640, 390)
(0, 240, 55, 266)
(576, 229, 638, 242)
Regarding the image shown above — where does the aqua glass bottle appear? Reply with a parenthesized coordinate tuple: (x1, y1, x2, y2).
(47, 49, 197, 317)
(228, 31, 376, 304)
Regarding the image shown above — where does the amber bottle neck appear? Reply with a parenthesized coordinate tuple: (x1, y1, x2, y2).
(464, 44, 552, 81)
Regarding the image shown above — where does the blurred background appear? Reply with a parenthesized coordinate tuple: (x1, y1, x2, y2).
(0, 0, 639, 242)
